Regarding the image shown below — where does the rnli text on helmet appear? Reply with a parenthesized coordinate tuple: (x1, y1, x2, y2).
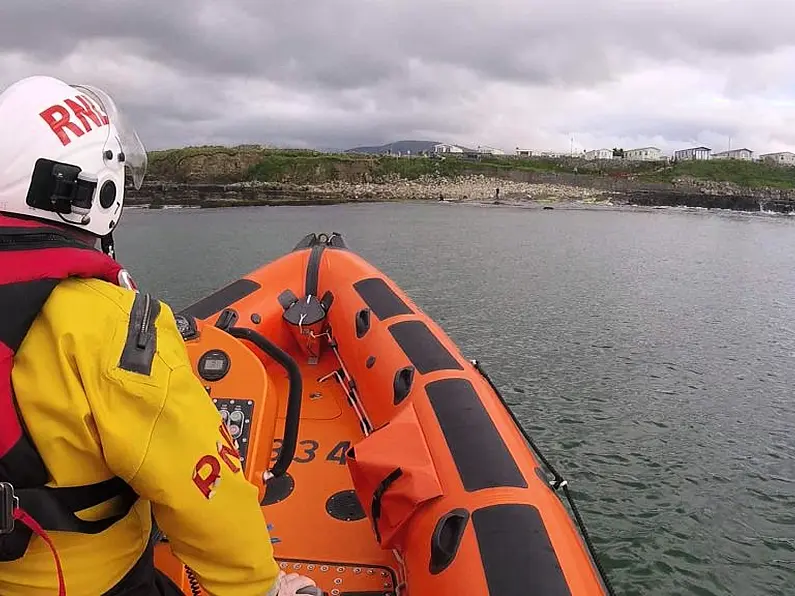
(40, 94, 110, 146)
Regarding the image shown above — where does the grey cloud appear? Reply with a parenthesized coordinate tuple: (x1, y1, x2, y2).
(1, 0, 795, 152)
(583, 114, 740, 146)
(4, 1, 794, 90)
(137, 86, 477, 150)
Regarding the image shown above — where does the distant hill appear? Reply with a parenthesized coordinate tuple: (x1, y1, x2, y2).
(346, 140, 473, 155)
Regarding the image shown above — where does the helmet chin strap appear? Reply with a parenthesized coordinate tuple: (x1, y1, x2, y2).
(100, 232, 116, 259)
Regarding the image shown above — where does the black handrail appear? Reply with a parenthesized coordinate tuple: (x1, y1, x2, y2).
(226, 326, 303, 478)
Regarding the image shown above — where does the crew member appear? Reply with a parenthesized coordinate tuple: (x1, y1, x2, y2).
(0, 75, 318, 596)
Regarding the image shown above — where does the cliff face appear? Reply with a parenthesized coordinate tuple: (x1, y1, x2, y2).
(147, 147, 274, 183)
(147, 147, 381, 184)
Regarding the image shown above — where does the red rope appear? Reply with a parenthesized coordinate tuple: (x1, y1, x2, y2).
(13, 507, 66, 596)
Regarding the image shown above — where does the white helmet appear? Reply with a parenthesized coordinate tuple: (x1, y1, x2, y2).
(0, 75, 147, 238)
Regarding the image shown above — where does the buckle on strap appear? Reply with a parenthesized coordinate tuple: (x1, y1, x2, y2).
(0, 482, 19, 534)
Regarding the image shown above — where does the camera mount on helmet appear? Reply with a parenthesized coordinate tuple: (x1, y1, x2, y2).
(26, 158, 98, 226)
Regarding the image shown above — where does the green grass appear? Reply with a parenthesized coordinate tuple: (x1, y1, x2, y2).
(246, 155, 355, 183)
(370, 156, 469, 179)
(638, 160, 795, 188)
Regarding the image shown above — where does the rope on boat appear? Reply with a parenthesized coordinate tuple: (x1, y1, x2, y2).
(471, 359, 617, 596)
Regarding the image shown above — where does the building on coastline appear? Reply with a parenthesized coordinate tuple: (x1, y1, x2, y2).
(674, 146, 711, 161)
(534, 151, 570, 158)
(431, 143, 464, 154)
(712, 148, 753, 160)
(583, 148, 613, 160)
(461, 145, 506, 160)
(759, 151, 795, 165)
(624, 147, 664, 161)
(476, 145, 505, 155)
(515, 148, 533, 157)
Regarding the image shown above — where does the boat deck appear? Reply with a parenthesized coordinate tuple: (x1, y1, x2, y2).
(264, 349, 400, 595)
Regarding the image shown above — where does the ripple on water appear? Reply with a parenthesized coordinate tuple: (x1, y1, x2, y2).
(118, 205, 795, 596)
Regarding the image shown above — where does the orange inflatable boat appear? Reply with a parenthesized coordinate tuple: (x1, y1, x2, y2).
(154, 232, 614, 596)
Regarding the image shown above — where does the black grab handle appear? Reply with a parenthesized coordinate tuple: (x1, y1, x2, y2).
(226, 326, 303, 478)
(429, 509, 470, 574)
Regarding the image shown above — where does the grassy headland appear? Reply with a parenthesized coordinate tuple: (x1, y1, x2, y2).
(130, 145, 795, 212)
(145, 145, 795, 187)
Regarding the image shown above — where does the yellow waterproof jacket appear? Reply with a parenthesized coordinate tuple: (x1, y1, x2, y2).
(0, 277, 280, 595)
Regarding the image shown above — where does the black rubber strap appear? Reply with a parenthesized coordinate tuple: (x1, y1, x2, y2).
(370, 467, 403, 543)
(305, 244, 325, 297)
(16, 477, 137, 534)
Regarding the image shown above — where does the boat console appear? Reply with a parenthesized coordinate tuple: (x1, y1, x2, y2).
(174, 313, 278, 479)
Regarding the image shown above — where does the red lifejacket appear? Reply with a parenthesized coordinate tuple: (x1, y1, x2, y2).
(0, 214, 138, 595)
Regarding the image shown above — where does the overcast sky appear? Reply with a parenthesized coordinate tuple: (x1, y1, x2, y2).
(2, 1, 793, 155)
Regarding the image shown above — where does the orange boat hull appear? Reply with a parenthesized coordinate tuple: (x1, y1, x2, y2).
(155, 232, 608, 595)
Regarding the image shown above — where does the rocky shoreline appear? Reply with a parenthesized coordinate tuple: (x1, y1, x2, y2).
(126, 174, 795, 213)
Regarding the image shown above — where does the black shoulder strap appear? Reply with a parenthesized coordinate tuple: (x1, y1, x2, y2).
(16, 477, 137, 534)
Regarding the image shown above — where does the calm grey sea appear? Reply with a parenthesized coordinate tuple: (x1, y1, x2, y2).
(115, 202, 795, 596)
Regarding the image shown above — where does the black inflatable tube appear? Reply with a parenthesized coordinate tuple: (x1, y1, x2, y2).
(226, 326, 303, 478)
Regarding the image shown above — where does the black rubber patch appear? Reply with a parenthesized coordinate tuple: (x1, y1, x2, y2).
(261, 472, 295, 506)
(325, 490, 366, 521)
(119, 293, 160, 375)
(353, 277, 413, 320)
(283, 295, 326, 326)
(278, 289, 298, 310)
(426, 378, 526, 491)
(472, 504, 571, 596)
(305, 244, 325, 297)
(179, 279, 260, 321)
(366, 356, 376, 369)
(388, 320, 463, 375)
